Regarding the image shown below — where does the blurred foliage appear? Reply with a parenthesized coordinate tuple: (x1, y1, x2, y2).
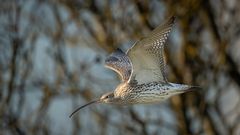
(0, 0, 240, 135)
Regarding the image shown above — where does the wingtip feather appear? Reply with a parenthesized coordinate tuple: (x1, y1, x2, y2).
(167, 16, 176, 25)
(116, 48, 124, 53)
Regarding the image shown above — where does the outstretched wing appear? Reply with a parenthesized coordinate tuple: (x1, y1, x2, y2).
(127, 16, 175, 84)
(105, 48, 132, 82)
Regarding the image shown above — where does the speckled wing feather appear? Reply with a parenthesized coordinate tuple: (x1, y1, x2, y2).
(105, 48, 132, 82)
(127, 16, 175, 84)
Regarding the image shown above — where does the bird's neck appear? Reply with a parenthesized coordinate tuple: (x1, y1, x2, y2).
(114, 82, 128, 98)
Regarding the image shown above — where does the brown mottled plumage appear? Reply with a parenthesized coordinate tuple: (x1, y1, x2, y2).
(70, 16, 200, 118)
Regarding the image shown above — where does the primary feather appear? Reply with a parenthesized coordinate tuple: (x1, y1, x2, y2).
(127, 16, 175, 84)
(105, 48, 132, 82)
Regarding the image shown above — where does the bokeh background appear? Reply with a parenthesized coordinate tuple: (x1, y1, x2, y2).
(1, 0, 240, 135)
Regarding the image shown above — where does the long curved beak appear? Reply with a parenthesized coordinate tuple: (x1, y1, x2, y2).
(69, 99, 100, 118)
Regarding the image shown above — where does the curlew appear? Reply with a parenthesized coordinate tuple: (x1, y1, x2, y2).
(70, 16, 199, 118)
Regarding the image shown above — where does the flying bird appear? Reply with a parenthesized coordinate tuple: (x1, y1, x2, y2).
(70, 16, 199, 118)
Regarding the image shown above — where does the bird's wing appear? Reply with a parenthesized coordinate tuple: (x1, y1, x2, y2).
(105, 48, 132, 82)
(127, 16, 175, 84)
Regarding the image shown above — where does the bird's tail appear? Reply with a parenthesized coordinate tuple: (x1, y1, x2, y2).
(169, 83, 202, 94)
(186, 85, 202, 92)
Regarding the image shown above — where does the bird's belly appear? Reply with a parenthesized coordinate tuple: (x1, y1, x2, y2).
(129, 90, 170, 104)
(117, 82, 173, 104)
(134, 95, 167, 104)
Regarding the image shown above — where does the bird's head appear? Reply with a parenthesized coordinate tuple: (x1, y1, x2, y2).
(69, 92, 120, 118)
(100, 92, 116, 103)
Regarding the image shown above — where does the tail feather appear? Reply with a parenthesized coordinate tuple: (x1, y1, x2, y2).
(186, 85, 202, 92)
(169, 83, 202, 93)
